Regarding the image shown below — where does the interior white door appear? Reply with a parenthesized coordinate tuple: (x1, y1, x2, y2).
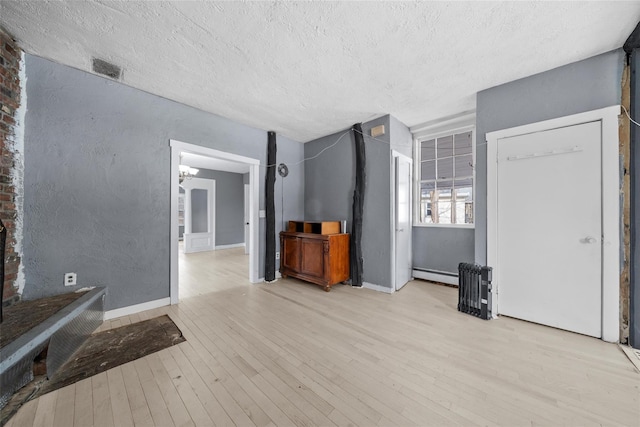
(182, 178, 215, 254)
(244, 184, 250, 255)
(496, 121, 602, 337)
(394, 154, 412, 291)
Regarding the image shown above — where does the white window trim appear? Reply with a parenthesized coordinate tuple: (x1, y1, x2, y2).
(411, 111, 476, 228)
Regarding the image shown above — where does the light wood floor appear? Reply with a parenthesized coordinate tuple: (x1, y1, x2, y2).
(178, 243, 250, 299)
(6, 250, 639, 426)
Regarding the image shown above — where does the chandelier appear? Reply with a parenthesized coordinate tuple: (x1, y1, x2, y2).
(179, 164, 199, 183)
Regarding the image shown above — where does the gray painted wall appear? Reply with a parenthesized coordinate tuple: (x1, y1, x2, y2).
(413, 227, 474, 273)
(305, 115, 412, 289)
(475, 49, 624, 265)
(389, 115, 412, 159)
(23, 55, 304, 310)
(273, 135, 305, 269)
(193, 168, 245, 246)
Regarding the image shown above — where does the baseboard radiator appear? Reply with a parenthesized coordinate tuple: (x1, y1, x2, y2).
(457, 263, 492, 320)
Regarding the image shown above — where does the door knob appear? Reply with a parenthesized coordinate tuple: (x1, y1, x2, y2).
(396, 228, 404, 232)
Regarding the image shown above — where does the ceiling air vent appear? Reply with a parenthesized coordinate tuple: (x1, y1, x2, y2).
(91, 58, 122, 80)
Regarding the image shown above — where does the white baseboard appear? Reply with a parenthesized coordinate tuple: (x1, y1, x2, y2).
(215, 243, 245, 250)
(362, 281, 394, 294)
(413, 269, 458, 286)
(104, 297, 171, 320)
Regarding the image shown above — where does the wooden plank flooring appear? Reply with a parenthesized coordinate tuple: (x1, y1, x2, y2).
(8, 248, 640, 426)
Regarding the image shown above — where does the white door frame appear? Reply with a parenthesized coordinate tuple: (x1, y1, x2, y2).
(182, 177, 215, 253)
(391, 150, 413, 291)
(486, 105, 620, 342)
(170, 140, 260, 304)
(244, 184, 250, 255)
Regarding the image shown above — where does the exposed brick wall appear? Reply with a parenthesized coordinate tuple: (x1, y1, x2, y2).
(0, 29, 22, 306)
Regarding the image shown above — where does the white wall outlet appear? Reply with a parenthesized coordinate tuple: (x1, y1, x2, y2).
(276, 252, 280, 260)
(64, 272, 77, 286)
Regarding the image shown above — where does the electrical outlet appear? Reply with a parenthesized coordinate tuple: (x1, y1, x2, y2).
(64, 272, 77, 286)
(276, 252, 280, 260)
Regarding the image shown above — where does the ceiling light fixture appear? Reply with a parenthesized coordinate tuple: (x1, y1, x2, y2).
(179, 164, 199, 183)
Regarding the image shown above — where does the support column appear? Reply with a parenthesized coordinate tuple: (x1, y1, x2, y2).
(350, 123, 366, 287)
(265, 131, 277, 282)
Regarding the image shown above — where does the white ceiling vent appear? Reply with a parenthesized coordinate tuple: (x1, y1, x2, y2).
(91, 58, 121, 80)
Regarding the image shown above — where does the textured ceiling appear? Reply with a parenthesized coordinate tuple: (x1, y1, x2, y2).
(1, 1, 638, 142)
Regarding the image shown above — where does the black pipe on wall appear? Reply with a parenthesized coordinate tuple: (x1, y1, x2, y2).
(350, 123, 366, 287)
(265, 131, 277, 282)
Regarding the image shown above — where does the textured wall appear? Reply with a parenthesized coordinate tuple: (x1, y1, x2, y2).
(412, 227, 474, 274)
(23, 55, 304, 310)
(0, 29, 23, 305)
(389, 115, 413, 159)
(475, 49, 624, 265)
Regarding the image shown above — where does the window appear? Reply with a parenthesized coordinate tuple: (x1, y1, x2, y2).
(417, 129, 474, 225)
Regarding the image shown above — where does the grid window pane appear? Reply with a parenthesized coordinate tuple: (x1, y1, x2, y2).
(421, 139, 436, 161)
(436, 189, 452, 224)
(437, 157, 454, 180)
(437, 179, 454, 190)
(454, 132, 472, 155)
(455, 154, 473, 178)
(454, 178, 473, 189)
(421, 160, 436, 181)
(421, 181, 435, 194)
(418, 129, 474, 225)
(420, 186, 433, 223)
(437, 135, 454, 158)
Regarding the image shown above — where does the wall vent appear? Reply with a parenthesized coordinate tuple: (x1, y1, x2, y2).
(91, 58, 121, 80)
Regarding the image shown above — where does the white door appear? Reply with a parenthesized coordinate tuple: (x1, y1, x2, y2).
(182, 178, 215, 253)
(496, 121, 602, 337)
(244, 184, 250, 255)
(394, 153, 412, 291)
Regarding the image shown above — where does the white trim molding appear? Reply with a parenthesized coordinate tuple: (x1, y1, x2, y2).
(362, 282, 394, 294)
(104, 297, 170, 320)
(410, 110, 476, 140)
(413, 269, 458, 286)
(486, 105, 621, 342)
(215, 243, 245, 250)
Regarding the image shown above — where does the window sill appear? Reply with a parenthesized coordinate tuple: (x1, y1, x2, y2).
(413, 223, 475, 229)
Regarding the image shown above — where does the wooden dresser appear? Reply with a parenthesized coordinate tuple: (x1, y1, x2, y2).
(280, 221, 350, 291)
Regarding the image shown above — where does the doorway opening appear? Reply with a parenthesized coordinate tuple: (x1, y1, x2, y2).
(170, 140, 260, 304)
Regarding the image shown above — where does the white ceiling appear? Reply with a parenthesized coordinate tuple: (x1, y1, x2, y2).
(1, 1, 638, 142)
